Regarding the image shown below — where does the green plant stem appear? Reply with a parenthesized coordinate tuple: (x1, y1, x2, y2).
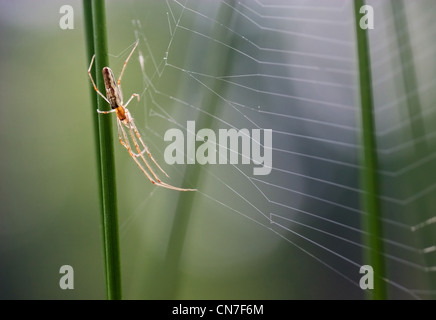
(390, 0, 433, 290)
(391, 0, 427, 155)
(83, 0, 122, 300)
(83, 0, 102, 201)
(159, 1, 238, 299)
(354, 0, 387, 300)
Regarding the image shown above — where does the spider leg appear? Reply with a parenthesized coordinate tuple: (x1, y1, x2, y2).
(97, 109, 116, 114)
(126, 120, 164, 183)
(117, 40, 139, 94)
(156, 181, 197, 192)
(87, 54, 111, 105)
(118, 118, 196, 192)
(127, 115, 170, 178)
(117, 119, 157, 184)
(123, 93, 140, 108)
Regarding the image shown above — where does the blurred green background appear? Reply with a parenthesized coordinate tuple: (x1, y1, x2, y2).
(0, 0, 435, 299)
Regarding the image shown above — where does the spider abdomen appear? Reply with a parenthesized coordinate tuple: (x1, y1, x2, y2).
(102, 67, 123, 109)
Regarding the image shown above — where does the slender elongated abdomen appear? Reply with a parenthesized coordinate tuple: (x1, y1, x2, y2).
(102, 67, 126, 121)
(102, 67, 123, 109)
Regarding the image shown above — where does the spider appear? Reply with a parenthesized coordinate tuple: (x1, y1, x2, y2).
(88, 40, 196, 192)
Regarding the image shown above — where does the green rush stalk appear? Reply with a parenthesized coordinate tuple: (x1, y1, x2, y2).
(159, 0, 239, 299)
(83, 0, 122, 300)
(353, 0, 387, 300)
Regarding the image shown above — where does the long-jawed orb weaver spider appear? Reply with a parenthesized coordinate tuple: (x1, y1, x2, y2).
(88, 40, 196, 192)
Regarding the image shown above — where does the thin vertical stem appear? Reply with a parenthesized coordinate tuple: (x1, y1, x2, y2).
(353, 0, 387, 300)
(391, 0, 427, 156)
(83, 0, 102, 202)
(159, 1, 238, 299)
(83, 0, 122, 300)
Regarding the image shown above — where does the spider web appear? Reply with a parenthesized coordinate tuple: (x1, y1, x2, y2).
(107, 0, 436, 299)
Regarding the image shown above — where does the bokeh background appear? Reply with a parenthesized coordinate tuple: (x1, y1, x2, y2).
(0, 0, 435, 299)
